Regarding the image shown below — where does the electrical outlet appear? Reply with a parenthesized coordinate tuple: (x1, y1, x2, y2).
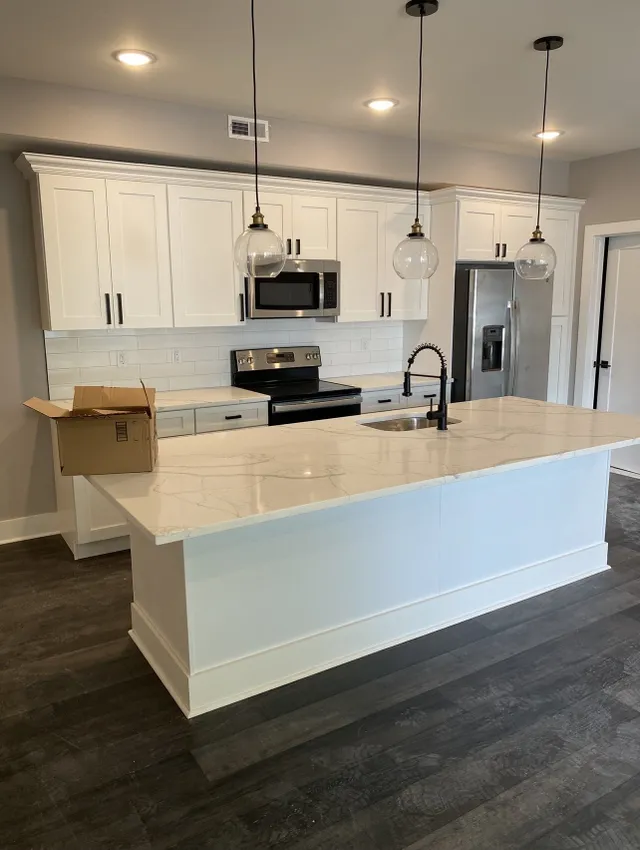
(117, 351, 127, 367)
(172, 349, 181, 364)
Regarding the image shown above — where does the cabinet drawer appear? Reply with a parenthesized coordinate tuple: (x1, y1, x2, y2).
(156, 408, 195, 438)
(195, 403, 268, 433)
(361, 390, 405, 413)
(403, 384, 451, 407)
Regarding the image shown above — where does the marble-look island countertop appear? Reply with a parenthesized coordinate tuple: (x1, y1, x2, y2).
(88, 397, 640, 545)
(57, 386, 270, 412)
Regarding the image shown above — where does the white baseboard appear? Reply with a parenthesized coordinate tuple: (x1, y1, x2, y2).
(611, 466, 640, 481)
(0, 511, 59, 545)
(130, 543, 609, 718)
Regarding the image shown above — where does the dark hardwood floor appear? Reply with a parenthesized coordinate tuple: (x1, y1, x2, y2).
(2, 473, 640, 849)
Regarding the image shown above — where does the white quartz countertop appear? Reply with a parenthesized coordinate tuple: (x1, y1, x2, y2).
(336, 372, 445, 391)
(89, 397, 640, 545)
(56, 386, 270, 412)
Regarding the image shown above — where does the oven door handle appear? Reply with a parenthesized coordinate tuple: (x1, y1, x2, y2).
(272, 395, 362, 414)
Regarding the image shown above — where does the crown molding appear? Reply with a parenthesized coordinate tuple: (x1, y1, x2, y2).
(429, 185, 584, 211)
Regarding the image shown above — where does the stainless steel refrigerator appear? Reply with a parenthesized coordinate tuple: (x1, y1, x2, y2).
(451, 263, 553, 403)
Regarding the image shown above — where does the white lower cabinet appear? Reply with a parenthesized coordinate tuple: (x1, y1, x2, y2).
(156, 409, 196, 438)
(361, 389, 406, 414)
(195, 403, 268, 433)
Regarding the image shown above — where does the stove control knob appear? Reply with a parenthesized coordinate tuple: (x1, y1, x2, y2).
(306, 353, 312, 360)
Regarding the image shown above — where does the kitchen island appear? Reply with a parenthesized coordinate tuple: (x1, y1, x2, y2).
(90, 397, 640, 717)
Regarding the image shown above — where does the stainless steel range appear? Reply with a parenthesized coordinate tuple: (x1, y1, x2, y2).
(230, 346, 362, 425)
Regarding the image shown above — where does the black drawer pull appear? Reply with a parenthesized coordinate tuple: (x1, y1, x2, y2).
(378, 398, 392, 404)
(423, 393, 436, 398)
(225, 414, 243, 421)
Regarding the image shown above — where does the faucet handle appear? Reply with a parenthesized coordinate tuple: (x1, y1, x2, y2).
(403, 371, 412, 397)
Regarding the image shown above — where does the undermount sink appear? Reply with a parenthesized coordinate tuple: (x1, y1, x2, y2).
(361, 415, 461, 432)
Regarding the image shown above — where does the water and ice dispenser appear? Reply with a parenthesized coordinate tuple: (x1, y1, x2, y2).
(481, 325, 505, 372)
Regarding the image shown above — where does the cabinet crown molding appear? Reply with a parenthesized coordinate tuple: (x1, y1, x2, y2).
(16, 152, 584, 211)
(429, 185, 584, 212)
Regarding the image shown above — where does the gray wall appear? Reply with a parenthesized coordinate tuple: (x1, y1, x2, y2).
(0, 75, 572, 523)
(568, 149, 640, 401)
(0, 152, 56, 521)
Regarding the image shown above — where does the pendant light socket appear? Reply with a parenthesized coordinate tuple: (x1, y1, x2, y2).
(405, 0, 439, 17)
(533, 36, 564, 52)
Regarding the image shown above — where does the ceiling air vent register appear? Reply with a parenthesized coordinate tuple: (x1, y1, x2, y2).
(228, 116, 270, 142)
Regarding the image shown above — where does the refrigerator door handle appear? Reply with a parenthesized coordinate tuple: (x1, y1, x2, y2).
(507, 300, 518, 396)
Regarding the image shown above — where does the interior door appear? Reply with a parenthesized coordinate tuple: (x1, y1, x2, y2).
(596, 234, 640, 474)
(291, 195, 337, 260)
(243, 190, 293, 256)
(385, 202, 429, 320)
(106, 180, 174, 328)
(169, 185, 244, 326)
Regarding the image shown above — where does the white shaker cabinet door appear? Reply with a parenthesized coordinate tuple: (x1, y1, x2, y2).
(500, 204, 538, 261)
(37, 174, 112, 330)
(337, 199, 387, 322)
(291, 195, 337, 260)
(385, 202, 429, 320)
(540, 208, 577, 316)
(243, 190, 293, 256)
(457, 200, 503, 261)
(169, 185, 245, 327)
(106, 181, 174, 328)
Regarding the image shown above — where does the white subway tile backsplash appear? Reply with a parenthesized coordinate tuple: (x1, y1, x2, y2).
(78, 335, 138, 352)
(48, 385, 76, 401)
(47, 351, 110, 369)
(45, 321, 405, 397)
(79, 365, 141, 382)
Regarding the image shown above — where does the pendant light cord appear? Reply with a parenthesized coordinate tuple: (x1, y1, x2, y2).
(414, 10, 424, 224)
(535, 42, 551, 231)
(251, 0, 260, 213)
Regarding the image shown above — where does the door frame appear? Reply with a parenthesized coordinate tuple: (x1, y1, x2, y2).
(575, 219, 640, 407)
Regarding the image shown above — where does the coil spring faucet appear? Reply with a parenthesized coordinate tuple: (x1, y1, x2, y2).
(403, 343, 449, 431)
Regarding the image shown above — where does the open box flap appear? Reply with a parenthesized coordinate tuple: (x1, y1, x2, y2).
(72, 385, 156, 415)
(23, 397, 72, 419)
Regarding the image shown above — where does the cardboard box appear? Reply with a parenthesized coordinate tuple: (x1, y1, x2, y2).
(25, 385, 157, 476)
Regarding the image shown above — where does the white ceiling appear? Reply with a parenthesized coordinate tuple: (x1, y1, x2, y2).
(1, 0, 638, 160)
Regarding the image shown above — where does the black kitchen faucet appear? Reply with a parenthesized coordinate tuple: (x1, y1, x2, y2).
(402, 343, 449, 431)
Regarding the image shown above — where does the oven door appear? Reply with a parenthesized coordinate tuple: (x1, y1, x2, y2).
(247, 260, 324, 318)
(270, 395, 362, 425)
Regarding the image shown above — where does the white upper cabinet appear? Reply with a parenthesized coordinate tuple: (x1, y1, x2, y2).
(169, 185, 244, 327)
(385, 202, 429, 320)
(106, 180, 174, 328)
(243, 190, 292, 252)
(500, 204, 538, 261)
(540, 207, 577, 316)
(457, 200, 503, 261)
(291, 195, 337, 260)
(36, 174, 112, 330)
(243, 191, 336, 260)
(337, 199, 386, 322)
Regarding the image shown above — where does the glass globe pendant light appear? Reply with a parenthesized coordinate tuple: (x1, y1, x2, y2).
(234, 0, 286, 279)
(393, 0, 440, 281)
(514, 36, 564, 281)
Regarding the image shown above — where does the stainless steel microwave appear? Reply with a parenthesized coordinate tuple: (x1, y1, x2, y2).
(245, 259, 340, 319)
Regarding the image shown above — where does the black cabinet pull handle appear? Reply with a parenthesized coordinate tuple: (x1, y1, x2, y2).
(295, 238, 301, 256)
(423, 393, 436, 398)
(378, 398, 392, 404)
(495, 243, 500, 258)
(104, 293, 112, 325)
(387, 292, 392, 317)
(116, 292, 124, 325)
(502, 243, 507, 259)
(225, 414, 243, 421)
(286, 238, 292, 255)
(380, 292, 384, 318)
(239, 292, 245, 322)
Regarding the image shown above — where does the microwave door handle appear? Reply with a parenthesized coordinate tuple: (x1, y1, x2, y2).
(318, 272, 325, 315)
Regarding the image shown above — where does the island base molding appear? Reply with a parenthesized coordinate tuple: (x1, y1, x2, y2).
(127, 451, 612, 718)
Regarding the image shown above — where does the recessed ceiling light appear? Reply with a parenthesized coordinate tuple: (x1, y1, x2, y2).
(112, 49, 157, 67)
(365, 98, 399, 112)
(535, 130, 563, 140)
